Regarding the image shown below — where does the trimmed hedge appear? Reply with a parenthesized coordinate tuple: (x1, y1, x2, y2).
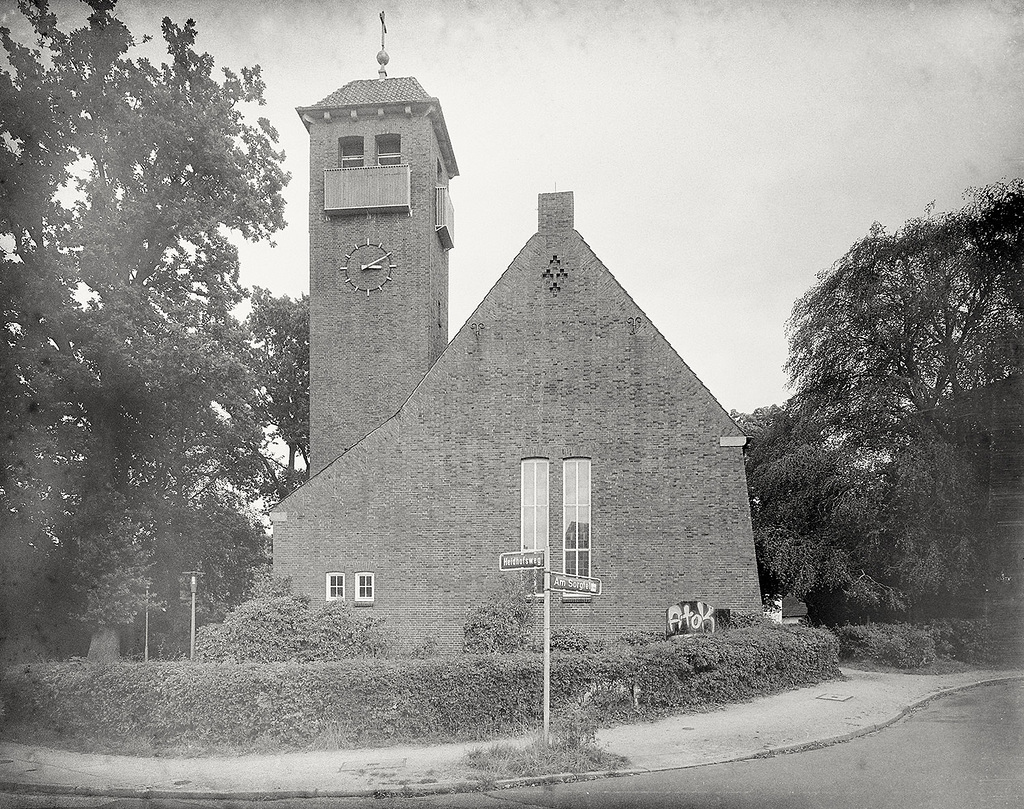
(833, 623, 936, 668)
(833, 619, 1020, 668)
(1, 624, 839, 753)
(614, 630, 664, 647)
(549, 627, 603, 653)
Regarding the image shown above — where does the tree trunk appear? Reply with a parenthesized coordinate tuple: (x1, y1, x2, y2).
(87, 625, 121, 662)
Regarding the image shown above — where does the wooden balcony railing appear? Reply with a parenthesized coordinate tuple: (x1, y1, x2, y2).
(435, 186, 455, 250)
(324, 164, 411, 214)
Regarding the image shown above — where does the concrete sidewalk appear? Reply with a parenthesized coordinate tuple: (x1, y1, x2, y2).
(0, 667, 1020, 802)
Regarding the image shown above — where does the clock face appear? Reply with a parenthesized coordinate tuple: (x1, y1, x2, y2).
(343, 239, 396, 295)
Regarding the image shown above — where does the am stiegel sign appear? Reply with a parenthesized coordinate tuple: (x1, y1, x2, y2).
(550, 571, 602, 595)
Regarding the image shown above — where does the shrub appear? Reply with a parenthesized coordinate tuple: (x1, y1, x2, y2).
(0, 623, 840, 754)
(194, 592, 390, 662)
(925, 619, 1001, 664)
(310, 601, 391, 658)
(728, 611, 774, 629)
(614, 630, 664, 647)
(400, 636, 441, 659)
(549, 627, 603, 653)
(245, 566, 296, 599)
(462, 578, 534, 653)
(833, 623, 936, 668)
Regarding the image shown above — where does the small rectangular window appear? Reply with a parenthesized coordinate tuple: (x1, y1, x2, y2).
(325, 572, 345, 601)
(563, 459, 591, 577)
(355, 572, 375, 603)
(376, 134, 401, 166)
(339, 136, 364, 168)
(521, 459, 549, 552)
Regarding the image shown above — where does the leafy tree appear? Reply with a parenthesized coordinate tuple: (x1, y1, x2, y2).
(739, 180, 1020, 622)
(1, 0, 288, 659)
(787, 180, 1023, 443)
(0, 0, 88, 664)
(81, 550, 152, 661)
(741, 403, 990, 620)
(246, 288, 309, 500)
(735, 406, 900, 615)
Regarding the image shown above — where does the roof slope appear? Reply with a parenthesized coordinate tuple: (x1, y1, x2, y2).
(309, 77, 432, 109)
(287, 193, 744, 499)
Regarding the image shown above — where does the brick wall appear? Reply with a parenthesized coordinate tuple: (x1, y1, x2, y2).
(276, 191, 761, 650)
(306, 106, 450, 472)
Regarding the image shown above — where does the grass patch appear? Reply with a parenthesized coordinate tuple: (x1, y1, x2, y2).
(464, 705, 628, 782)
(464, 737, 628, 782)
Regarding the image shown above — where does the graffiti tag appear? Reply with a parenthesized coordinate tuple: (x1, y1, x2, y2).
(666, 600, 730, 637)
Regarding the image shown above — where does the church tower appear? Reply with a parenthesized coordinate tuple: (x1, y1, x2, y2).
(297, 30, 458, 473)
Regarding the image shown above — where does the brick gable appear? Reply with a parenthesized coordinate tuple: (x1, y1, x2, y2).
(275, 192, 760, 648)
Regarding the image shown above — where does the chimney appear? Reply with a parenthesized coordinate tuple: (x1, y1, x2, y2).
(538, 191, 574, 234)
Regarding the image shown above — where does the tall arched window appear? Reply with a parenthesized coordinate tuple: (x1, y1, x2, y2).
(521, 458, 549, 552)
(563, 458, 591, 577)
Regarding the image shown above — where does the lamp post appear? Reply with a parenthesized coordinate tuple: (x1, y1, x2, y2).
(144, 583, 150, 662)
(182, 571, 203, 659)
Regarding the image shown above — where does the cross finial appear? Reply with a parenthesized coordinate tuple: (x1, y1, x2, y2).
(376, 11, 390, 78)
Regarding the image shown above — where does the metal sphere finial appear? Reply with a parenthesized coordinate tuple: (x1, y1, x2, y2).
(377, 11, 389, 79)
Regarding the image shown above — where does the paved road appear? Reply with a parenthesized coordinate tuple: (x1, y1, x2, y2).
(448, 679, 1024, 809)
(2, 679, 1020, 809)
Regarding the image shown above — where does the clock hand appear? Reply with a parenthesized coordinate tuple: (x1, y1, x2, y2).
(361, 251, 393, 271)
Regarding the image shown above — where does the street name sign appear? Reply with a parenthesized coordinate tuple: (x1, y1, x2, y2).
(499, 550, 546, 571)
(550, 572, 602, 595)
(496, 550, 600, 745)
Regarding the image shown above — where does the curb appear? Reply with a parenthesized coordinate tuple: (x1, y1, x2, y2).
(1, 673, 1021, 802)
(603, 672, 1024, 776)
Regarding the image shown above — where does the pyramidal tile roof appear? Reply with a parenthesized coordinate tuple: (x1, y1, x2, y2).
(309, 77, 432, 109)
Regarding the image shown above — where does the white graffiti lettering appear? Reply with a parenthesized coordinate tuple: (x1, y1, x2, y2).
(666, 600, 720, 636)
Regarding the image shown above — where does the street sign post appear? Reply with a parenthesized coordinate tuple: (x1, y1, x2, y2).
(549, 571, 602, 595)
(497, 548, 600, 746)
(498, 550, 545, 571)
(543, 551, 551, 746)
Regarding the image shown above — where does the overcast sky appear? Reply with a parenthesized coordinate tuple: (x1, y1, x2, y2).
(30, 0, 1024, 413)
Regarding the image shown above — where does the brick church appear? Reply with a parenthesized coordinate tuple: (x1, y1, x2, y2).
(271, 53, 762, 648)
